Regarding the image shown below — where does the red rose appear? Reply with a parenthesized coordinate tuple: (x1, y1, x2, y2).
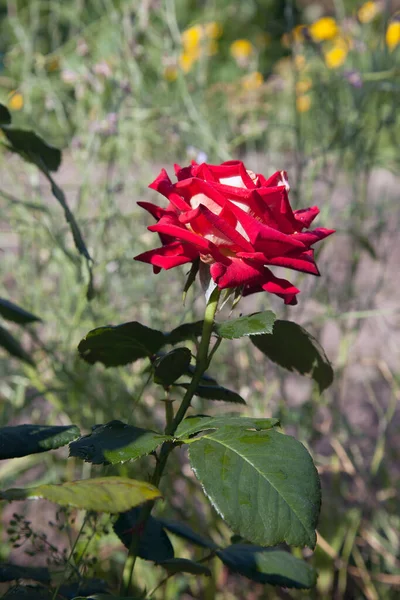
(134, 160, 334, 305)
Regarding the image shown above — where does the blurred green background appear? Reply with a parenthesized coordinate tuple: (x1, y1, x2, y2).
(1, 0, 400, 598)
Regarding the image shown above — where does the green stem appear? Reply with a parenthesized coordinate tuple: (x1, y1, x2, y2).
(122, 288, 221, 595)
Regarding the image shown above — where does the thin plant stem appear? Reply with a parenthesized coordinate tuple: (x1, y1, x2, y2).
(121, 288, 221, 595)
(52, 512, 89, 600)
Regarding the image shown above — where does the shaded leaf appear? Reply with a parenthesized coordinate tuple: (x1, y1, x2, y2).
(0, 299, 41, 325)
(69, 420, 170, 465)
(0, 477, 161, 513)
(154, 348, 192, 386)
(0, 564, 50, 583)
(166, 321, 203, 346)
(1, 586, 63, 599)
(0, 103, 11, 125)
(73, 596, 140, 600)
(185, 365, 217, 385)
(175, 415, 279, 440)
(0, 325, 35, 366)
(178, 383, 246, 404)
(157, 558, 211, 576)
(114, 508, 174, 562)
(217, 544, 317, 589)
(189, 428, 320, 548)
(78, 322, 166, 367)
(59, 578, 110, 599)
(0, 424, 80, 460)
(2, 128, 61, 172)
(159, 518, 217, 549)
(251, 320, 333, 393)
(216, 311, 276, 340)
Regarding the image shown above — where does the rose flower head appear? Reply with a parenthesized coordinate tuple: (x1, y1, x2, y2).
(134, 161, 334, 305)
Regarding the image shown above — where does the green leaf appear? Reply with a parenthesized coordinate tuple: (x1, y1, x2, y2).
(58, 579, 110, 599)
(188, 428, 320, 549)
(78, 322, 166, 367)
(157, 558, 211, 576)
(215, 311, 276, 340)
(73, 596, 140, 600)
(175, 415, 280, 439)
(0, 424, 80, 460)
(154, 348, 192, 386)
(159, 518, 217, 550)
(166, 321, 204, 345)
(1, 586, 63, 599)
(0, 103, 11, 125)
(216, 545, 317, 589)
(251, 320, 333, 393)
(2, 128, 61, 172)
(0, 564, 50, 583)
(114, 508, 174, 562)
(0, 298, 42, 325)
(178, 383, 246, 404)
(69, 420, 170, 465)
(0, 477, 161, 513)
(0, 325, 35, 366)
(185, 365, 217, 385)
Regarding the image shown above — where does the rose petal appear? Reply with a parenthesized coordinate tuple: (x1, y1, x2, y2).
(211, 257, 265, 289)
(134, 241, 199, 270)
(292, 228, 335, 247)
(294, 206, 320, 229)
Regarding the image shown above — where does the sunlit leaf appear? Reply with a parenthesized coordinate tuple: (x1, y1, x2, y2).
(0, 477, 161, 513)
(69, 420, 170, 465)
(189, 428, 320, 548)
(0, 424, 80, 460)
(215, 311, 276, 340)
(175, 415, 279, 439)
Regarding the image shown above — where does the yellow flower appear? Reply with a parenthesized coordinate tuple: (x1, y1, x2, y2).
(163, 65, 178, 82)
(357, 1, 380, 24)
(309, 17, 339, 42)
(294, 54, 306, 70)
(325, 44, 347, 69)
(296, 78, 312, 95)
(242, 71, 263, 91)
(179, 52, 197, 73)
(8, 91, 24, 111)
(182, 25, 203, 52)
(46, 55, 61, 73)
(386, 20, 400, 51)
(256, 32, 271, 48)
(296, 95, 311, 112)
(230, 39, 254, 60)
(293, 24, 307, 43)
(205, 22, 223, 39)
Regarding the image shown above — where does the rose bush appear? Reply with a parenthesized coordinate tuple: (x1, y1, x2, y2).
(135, 160, 334, 304)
